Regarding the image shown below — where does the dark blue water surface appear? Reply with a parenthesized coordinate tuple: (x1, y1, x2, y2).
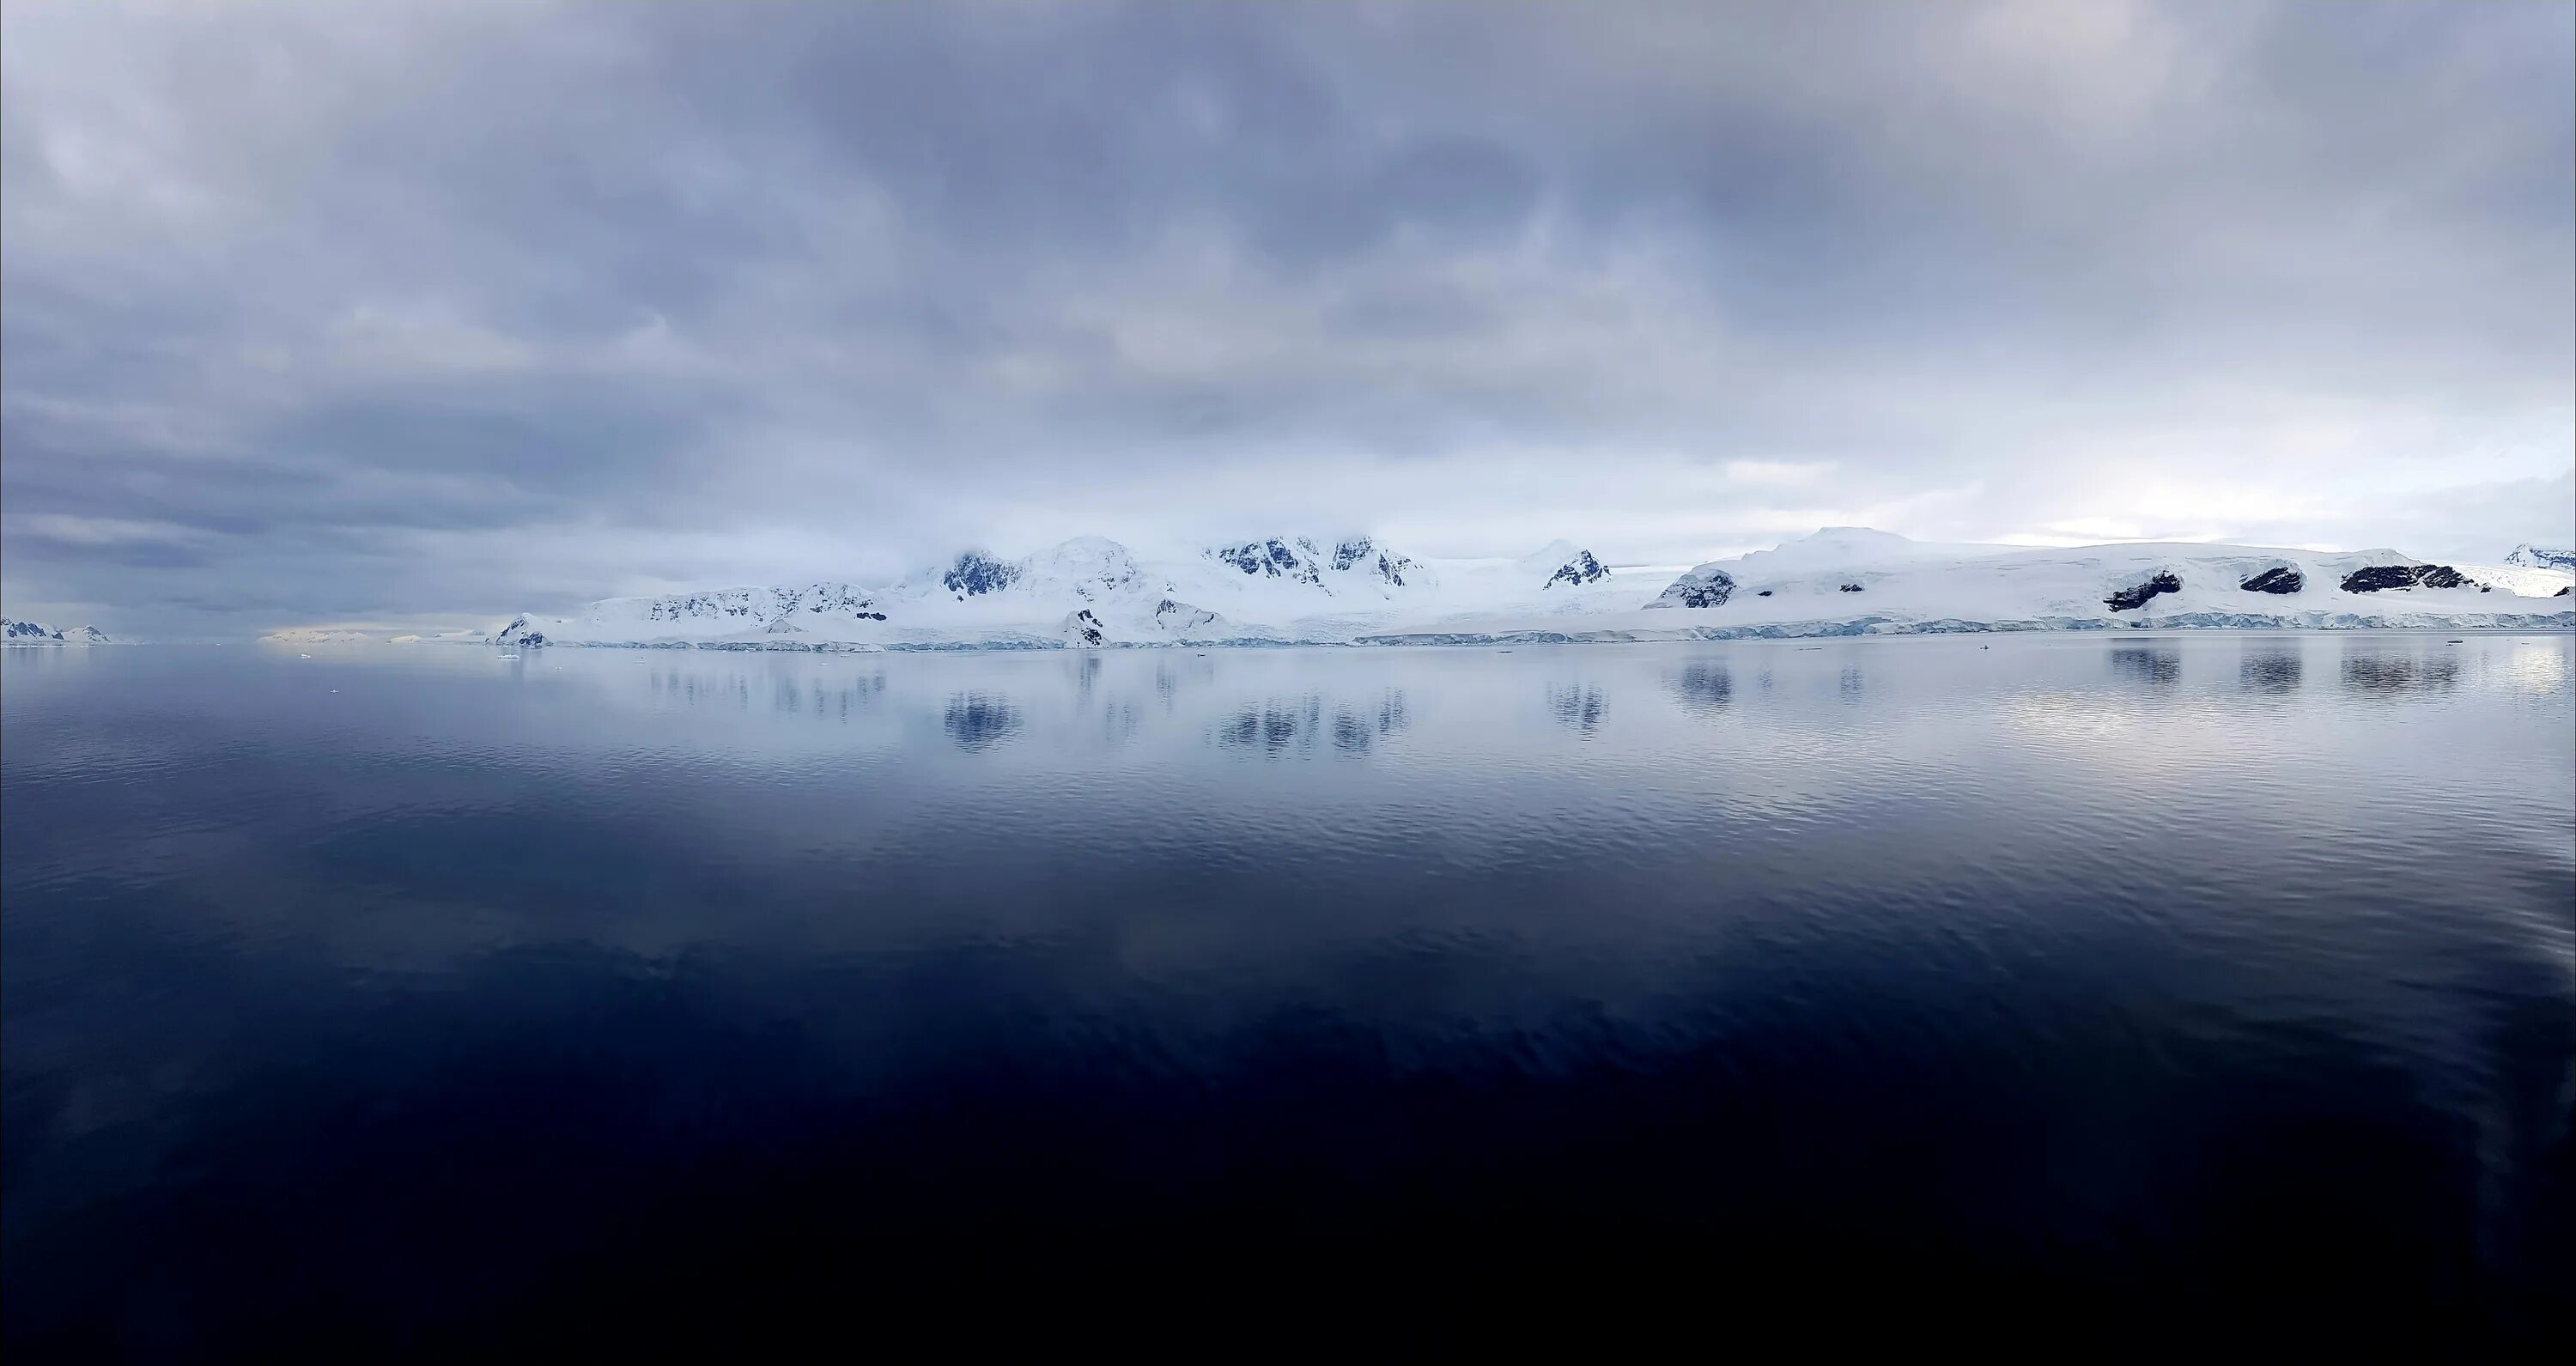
(6, 634, 2572, 1354)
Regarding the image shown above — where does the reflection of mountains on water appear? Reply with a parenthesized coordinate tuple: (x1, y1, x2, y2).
(1667, 663, 1733, 715)
(1215, 689, 1410, 757)
(651, 666, 888, 716)
(2342, 653, 2460, 696)
(2110, 646, 2181, 688)
(2239, 647, 2302, 695)
(1547, 683, 1607, 736)
(944, 692, 1024, 751)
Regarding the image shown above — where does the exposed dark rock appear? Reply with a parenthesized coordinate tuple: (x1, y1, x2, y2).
(1757, 590, 1773, 597)
(1067, 608, 1105, 647)
(1213, 538, 1323, 586)
(1838, 583, 1864, 593)
(1652, 567, 1735, 609)
(2239, 567, 2303, 594)
(943, 551, 1022, 598)
(2560, 586, 2572, 597)
(2105, 572, 2182, 612)
(2339, 564, 2471, 592)
(1326, 537, 1416, 586)
(516, 632, 547, 647)
(1542, 550, 1608, 589)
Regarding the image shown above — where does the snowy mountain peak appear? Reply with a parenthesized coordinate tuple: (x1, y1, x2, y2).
(940, 551, 1022, 598)
(1541, 549, 1609, 588)
(3, 617, 112, 646)
(1206, 536, 1421, 592)
(477, 528, 2572, 650)
(1210, 537, 1323, 585)
(4, 616, 115, 644)
(2504, 543, 2575, 570)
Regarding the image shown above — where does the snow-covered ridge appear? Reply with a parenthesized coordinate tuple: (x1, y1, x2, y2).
(486, 531, 2574, 650)
(2504, 544, 2575, 571)
(3, 618, 113, 646)
(260, 628, 384, 645)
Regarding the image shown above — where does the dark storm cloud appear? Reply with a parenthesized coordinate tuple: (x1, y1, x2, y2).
(2, 0, 2568, 635)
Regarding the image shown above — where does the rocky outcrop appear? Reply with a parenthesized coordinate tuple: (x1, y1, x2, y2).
(1209, 536, 1418, 590)
(1212, 537, 1323, 585)
(2340, 564, 2471, 592)
(1330, 537, 1417, 587)
(942, 551, 1023, 598)
(2239, 567, 2303, 594)
(1542, 550, 1608, 588)
(2105, 572, 2182, 611)
(1838, 583, 1864, 593)
(491, 615, 549, 646)
(1066, 608, 1107, 647)
(1649, 567, 1735, 609)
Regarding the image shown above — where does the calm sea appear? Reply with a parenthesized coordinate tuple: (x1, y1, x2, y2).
(5, 634, 2571, 1353)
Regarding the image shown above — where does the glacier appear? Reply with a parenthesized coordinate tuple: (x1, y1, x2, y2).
(483, 529, 2576, 651)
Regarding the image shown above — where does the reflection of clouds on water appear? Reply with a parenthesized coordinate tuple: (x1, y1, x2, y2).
(944, 692, 1024, 751)
(1546, 683, 1607, 737)
(2495, 641, 2570, 698)
(2110, 646, 2180, 688)
(2341, 652, 2459, 697)
(2239, 646, 2301, 695)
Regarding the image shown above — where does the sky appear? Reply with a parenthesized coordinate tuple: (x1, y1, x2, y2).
(3, 0, 2570, 637)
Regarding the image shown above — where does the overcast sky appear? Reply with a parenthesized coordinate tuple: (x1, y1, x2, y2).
(3, 0, 2570, 635)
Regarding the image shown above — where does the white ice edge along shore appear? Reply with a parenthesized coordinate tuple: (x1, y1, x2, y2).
(447, 529, 2576, 653)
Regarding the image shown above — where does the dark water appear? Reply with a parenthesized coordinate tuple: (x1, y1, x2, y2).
(5, 634, 2572, 1353)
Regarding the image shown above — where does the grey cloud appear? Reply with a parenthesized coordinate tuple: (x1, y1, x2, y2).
(2, 0, 2567, 636)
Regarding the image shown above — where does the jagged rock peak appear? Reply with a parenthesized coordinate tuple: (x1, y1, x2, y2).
(943, 551, 1023, 598)
(2505, 543, 2576, 570)
(1543, 549, 1609, 588)
(1207, 536, 1418, 589)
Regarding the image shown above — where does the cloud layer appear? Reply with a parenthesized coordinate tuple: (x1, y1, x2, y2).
(4, 0, 2569, 634)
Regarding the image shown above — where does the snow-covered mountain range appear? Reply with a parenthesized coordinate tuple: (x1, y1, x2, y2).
(3, 618, 114, 647)
(484, 530, 2575, 651)
(2504, 543, 2576, 571)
